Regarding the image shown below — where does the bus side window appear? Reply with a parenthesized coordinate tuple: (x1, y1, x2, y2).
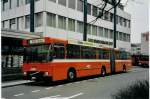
(67, 44, 80, 59)
(53, 44, 65, 59)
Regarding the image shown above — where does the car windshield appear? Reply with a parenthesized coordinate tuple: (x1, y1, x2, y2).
(24, 45, 52, 63)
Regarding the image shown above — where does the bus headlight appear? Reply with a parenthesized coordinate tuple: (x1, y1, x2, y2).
(24, 72, 27, 75)
(44, 72, 49, 76)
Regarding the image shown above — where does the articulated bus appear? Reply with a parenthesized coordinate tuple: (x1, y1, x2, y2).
(132, 55, 149, 67)
(22, 37, 131, 82)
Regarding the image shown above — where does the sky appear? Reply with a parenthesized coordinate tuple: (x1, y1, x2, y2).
(122, 0, 149, 43)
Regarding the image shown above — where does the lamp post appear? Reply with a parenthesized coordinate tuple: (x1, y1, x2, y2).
(83, 0, 87, 41)
(30, 0, 35, 32)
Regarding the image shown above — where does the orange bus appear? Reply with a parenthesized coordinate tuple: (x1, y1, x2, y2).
(22, 37, 132, 82)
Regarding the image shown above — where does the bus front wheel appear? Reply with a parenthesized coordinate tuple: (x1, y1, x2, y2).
(67, 69, 76, 82)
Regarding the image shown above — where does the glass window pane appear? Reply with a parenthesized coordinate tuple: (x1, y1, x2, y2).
(47, 13, 56, 27)
(35, 13, 43, 27)
(58, 0, 66, 6)
(87, 3, 91, 15)
(92, 25, 97, 36)
(68, 0, 75, 9)
(87, 24, 91, 34)
(77, 21, 83, 33)
(98, 27, 103, 37)
(49, 0, 56, 3)
(92, 6, 98, 17)
(104, 28, 108, 38)
(68, 18, 75, 31)
(77, 0, 83, 12)
(25, 15, 30, 28)
(58, 16, 66, 29)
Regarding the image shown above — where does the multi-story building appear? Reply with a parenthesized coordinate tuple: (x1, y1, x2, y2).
(2, 0, 131, 50)
(141, 32, 149, 55)
(1, 0, 131, 81)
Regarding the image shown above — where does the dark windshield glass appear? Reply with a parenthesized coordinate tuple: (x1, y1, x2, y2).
(24, 45, 51, 63)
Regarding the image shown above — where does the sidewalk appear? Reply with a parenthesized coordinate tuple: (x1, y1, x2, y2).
(2, 80, 33, 88)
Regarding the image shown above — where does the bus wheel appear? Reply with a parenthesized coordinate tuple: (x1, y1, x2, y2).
(67, 69, 76, 82)
(123, 65, 126, 72)
(101, 67, 106, 77)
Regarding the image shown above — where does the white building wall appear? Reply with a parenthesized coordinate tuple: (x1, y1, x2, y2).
(1, 0, 131, 51)
(141, 32, 149, 55)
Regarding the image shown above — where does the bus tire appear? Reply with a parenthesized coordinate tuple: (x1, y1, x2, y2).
(101, 67, 106, 77)
(67, 68, 76, 82)
(123, 65, 126, 72)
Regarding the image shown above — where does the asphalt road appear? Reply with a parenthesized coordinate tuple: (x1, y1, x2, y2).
(2, 66, 149, 99)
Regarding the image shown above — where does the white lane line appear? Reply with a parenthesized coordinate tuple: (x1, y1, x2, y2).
(57, 85, 63, 87)
(40, 95, 61, 99)
(2, 98, 6, 99)
(31, 90, 40, 93)
(68, 93, 84, 99)
(49, 95, 61, 98)
(45, 87, 53, 90)
(14, 93, 24, 97)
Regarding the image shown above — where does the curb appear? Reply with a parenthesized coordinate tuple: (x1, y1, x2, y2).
(2, 80, 33, 88)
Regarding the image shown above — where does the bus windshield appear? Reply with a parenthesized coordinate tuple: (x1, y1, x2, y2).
(24, 45, 52, 63)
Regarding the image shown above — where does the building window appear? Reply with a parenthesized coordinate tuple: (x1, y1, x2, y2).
(128, 20, 131, 28)
(58, 15, 66, 30)
(25, 15, 30, 29)
(87, 3, 91, 15)
(11, 0, 17, 9)
(123, 33, 126, 41)
(68, 18, 75, 32)
(68, 0, 76, 9)
(92, 6, 98, 17)
(110, 30, 113, 38)
(3, 0, 9, 11)
(47, 13, 56, 28)
(119, 17, 123, 26)
(87, 24, 91, 34)
(77, 21, 84, 33)
(123, 18, 127, 27)
(58, 0, 66, 6)
(10, 18, 16, 29)
(104, 28, 108, 38)
(110, 13, 113, 22)
(3, 20, 9, 28)
(49, 0, 56, 3)
(104, 11, 109, 20)
(92, 25, 97, 36)
(35, 13, 43, 27)
(116, 15, 118, 24)
(77, 0, 83, 12)
(116, 31, 119, 40)
(98, 27, 103, 37)
(17, 17, 24, 30)
(127, 34, 130, 42)
(119, 32, 123, 40)
(25, 0, 30, 4)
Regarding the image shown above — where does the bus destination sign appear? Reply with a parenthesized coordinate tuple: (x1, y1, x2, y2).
(29, 38, 45, 44)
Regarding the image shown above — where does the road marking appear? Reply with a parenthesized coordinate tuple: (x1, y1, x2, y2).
(45, 87, 53, 90)
(40, 95, 61, 99)
(14, 93, 24, 96)
(68, 93, 83, 99)
(49, 95, 61, 98)
(32, 90, 40, 93)
(2, 98, 6, 99)
(39, 93, 83, 99)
